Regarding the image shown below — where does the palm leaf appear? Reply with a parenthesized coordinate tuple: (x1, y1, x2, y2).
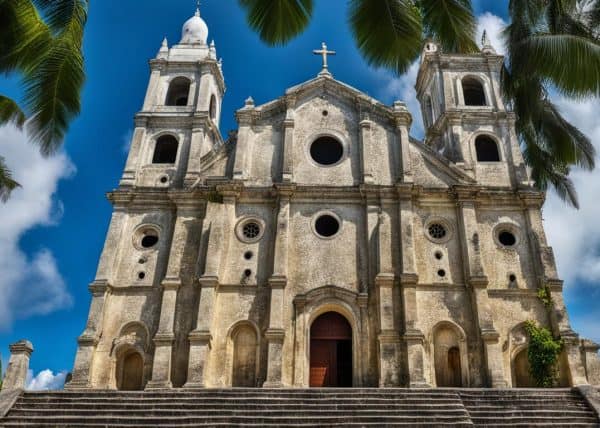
(0, 95, 26, 129)
(0, 0, 51, 74)
(513, 34, 600, 97)
(238, 0, 313, 46)
(418, 0, 478, 53)
(23, 0, 87, 155)
(349, 0, 423, 74)
(0, 156, 20, 203)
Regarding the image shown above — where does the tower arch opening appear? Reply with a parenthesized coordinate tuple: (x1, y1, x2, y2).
(462, 77, 487, 106)
(152, 135, 179, 164)
(166, 77, 191, 106)
(309, 311, 352, 387)
(475, 135, 500, 162)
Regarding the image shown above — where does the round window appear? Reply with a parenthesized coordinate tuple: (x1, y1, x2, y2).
(242, 222, 261, 240)
(134, 226, 160, 250)
(498, 230, 517, 247)
(235, 218, 266, 243)
(310, 136, 344, 166)
(314, 214, 340, 238)
(428, 223, 447, 240)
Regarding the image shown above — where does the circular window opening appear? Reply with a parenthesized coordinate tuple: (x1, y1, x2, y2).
(322, 110, 329, 117)
(138, 272, 146, 280)
(138, 258, 146, 264)
(244, 269, 252, 277)
(509, 274, 517, 282)
(434, 251, 443, 260)
(310, 136, 344, 166)
(244, 251, 253, 260)
(437, 269, 446, 278)
(141, 234, 159, 249)
(315, 214, 340, 238)
(160, 176, 168, 184)
(498, 231, 517, 247)
(242, 222, 261, 240)
(428, 223, 447, 240)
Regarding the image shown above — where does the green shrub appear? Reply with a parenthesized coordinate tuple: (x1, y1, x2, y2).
(524, 320, 563, 387)
(537, 286, 553, 308)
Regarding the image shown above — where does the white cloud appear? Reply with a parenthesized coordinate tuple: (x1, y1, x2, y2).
(0, 125, 75, 330)
(543, 97, 600, 285)
(26, 369, 68, 391)
(476, 12, 507, 55)
(375, 61, 423, 138)
(121, 128, 133, 153)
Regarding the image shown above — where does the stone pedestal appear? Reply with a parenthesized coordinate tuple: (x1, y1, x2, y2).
(263, 329, 285, 388)
(2, 341, 33, 391)
(184, 331, 212, 389)
(481, 329, 508, 388)
(378, 332, 401, 387)
(562, 331, 589, 386)
(404, 329, 430, 388)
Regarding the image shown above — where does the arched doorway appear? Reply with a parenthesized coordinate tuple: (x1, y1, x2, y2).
(310, 312, 352, 387)
(232, 324, 258, 387)
(513, 348, 536, 387)
(118, 351, 144, 391)
(433, 325, 464, 387)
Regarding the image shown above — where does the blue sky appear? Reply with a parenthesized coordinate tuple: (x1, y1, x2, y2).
(0, 1, 598, 388)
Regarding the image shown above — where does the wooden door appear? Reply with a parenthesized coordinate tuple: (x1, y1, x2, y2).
(232, 325, 258, 387)
(310, 312, 352, 387)
(121, 352, 143, 391)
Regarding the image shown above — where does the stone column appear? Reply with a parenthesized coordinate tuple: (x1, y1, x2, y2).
(393, 102, 413, 182)
(282, 96, 295, 183)
(233, 99, 255, 180)
(264, 187, 293, 387)
(120, 122, 147, 186)
(2, 341, 33, 391)
(184, 122, 206, 184)
(397, 188, 429, 387)
(358, 102, 374, 184)
(376, 203, 401, 386)
(142, 62, 164, 111)
(185, 277, 217, 388)
(456, 189, 507, 387)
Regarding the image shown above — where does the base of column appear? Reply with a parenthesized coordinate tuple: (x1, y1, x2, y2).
(145, 380, 173, 390)
(262, 381, 284, 388)
(63, 381, 91, 391)
(409, 381, 432, 388)
(182, 382, 207, 390)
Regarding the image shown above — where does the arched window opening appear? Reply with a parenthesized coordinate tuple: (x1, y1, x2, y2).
(513, 348, 536, 387)
(152, 135, 178, 164)
(475, 135, 500, 162)
(209, 95, 217, 120)
(424, 96, 434, 127)
(310, 312, 352, 387)
(462, 77, 486, 106)
(165, 77, 191, 106)
(118, 351, 144, 391)
(232, 324, 258, 387)
(434, 326, 463, 387)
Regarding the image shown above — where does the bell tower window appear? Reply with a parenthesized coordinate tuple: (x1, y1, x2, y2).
(462, 77, 486, 106)
(209, 94, 217, 120)
(475, 135, 500, 162)
(166, 77, 191, 106)
(152, 135, 179, 164)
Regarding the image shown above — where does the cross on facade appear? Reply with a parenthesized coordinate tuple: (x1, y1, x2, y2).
(313, 42, 336, 76)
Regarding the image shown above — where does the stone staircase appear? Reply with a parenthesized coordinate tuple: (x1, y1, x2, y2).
(1, 388, 597, 427)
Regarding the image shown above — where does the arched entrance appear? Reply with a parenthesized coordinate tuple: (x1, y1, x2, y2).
(231, 324, 258, 387)
(513, 348, 536, 387)
(310, 312, 352, 387)
(118, 351, 144, 391)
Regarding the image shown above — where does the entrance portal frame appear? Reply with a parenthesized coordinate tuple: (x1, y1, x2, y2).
(293, 285, 367, 387)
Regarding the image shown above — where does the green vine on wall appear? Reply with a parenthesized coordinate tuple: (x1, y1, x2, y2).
(524, 320, 563, 387)
(537, 286, 553, 308)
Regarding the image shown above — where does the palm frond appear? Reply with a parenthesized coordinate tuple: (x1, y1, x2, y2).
(513, 34, 600, 97)
(33, 0, 88, 35)
(0, 0, 51, 74)
(0, 95, 26, 129)
(418, 0, 478, 53)
(348, 0, 423, 74)
(23, 0, 87, 155)
(0, 155, 20, 203)
(238, 0, 313, 46)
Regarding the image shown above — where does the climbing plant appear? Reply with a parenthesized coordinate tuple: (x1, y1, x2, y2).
(537, 286, 553, 308)
(524, 320, 563, 387)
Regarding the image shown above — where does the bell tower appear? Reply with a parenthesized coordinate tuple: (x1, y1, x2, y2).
(119, 7, 226, 189)
(415, 36, 529, 188)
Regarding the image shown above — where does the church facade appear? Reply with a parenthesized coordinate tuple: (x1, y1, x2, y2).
(67, 9, 600, 391)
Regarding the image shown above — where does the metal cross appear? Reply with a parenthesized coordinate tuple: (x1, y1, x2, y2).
(313, 42, 336, 71)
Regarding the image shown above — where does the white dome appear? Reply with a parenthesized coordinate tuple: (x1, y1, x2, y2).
(180, 9, 208, 45)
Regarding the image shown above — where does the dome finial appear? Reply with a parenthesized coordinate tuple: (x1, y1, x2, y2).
(196, 0, 201, 16)
(180, 2, 209, 45)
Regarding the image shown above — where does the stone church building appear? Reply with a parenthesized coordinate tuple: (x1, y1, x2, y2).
(66, 9, 600, 391)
